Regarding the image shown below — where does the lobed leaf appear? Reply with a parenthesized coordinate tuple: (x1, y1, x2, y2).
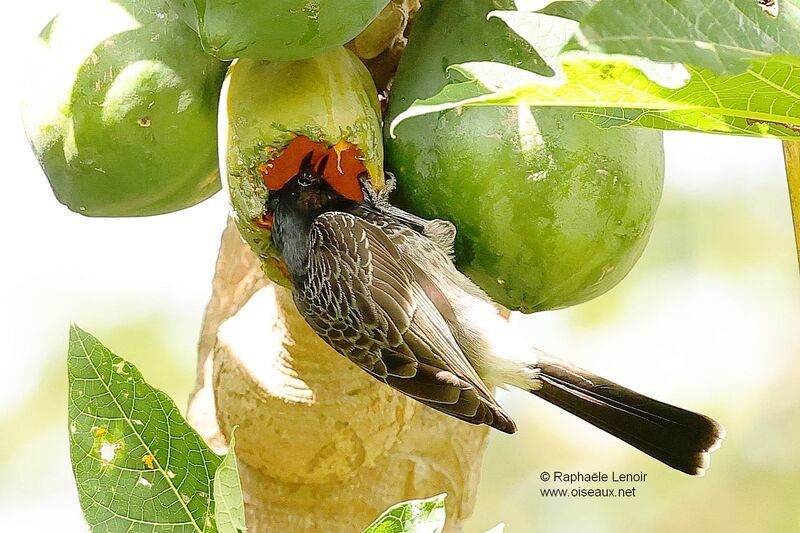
(389, 0, 800, 141)
(568, 0, 800, 75)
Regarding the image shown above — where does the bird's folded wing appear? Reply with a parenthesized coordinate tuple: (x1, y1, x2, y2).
(297, 211, 516, 432)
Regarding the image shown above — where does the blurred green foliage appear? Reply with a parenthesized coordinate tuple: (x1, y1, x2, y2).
(0, 313, 197, 500)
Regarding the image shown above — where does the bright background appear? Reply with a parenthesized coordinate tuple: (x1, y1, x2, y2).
(3, 3, 800, 532)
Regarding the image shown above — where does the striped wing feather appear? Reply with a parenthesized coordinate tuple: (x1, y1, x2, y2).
(295, 211, 516, 433)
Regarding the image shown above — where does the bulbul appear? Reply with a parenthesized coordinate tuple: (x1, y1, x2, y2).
(268, 152, 724, 475)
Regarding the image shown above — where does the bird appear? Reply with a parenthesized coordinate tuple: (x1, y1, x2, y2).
(266, 150, 725, 476)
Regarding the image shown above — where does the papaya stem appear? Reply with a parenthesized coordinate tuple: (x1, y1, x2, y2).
(783, 141, 800, 270)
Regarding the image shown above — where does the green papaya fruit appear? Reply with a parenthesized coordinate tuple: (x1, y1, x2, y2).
(221, 48, 383, 285)
(384, 0, 665, 312)
(166, 0, 389, 60)
(21, 0, 227, 217)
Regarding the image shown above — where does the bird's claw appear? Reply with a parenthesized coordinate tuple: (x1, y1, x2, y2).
(359, 172, 396, 210)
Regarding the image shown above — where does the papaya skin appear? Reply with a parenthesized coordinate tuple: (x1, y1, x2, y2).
(21, 0, 227, 217)
(384, 0, 665, 312)
(166, 0, 389, 61)
(221, 48, 383, 286)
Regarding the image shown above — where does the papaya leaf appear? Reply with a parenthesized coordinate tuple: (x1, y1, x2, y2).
(389, 0, 800, 141)
(362, 493, 447, 533)
(68, 324, 222, 532)
(487, 11, 577, 73)
(536, 0, 596, 21)
(486, 9, 687, 88)
(389, 55, 800, 141)
(213, 428, 247, 533)
(513, 0, 595, 20)
(567, 0, 800, 75)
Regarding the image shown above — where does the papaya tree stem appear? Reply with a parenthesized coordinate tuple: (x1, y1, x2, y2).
(185, 220, 488, 533)
(783, 141, 800, 269)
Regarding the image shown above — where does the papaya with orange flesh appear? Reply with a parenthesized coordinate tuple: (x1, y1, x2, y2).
(221, 47, 383, 285)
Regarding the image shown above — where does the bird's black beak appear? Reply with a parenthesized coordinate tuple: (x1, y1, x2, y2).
(316, 154, 330, 176)
(297, 151, 325, 187)
(297, 151, 331, 187)
(299, 151, 315, 176)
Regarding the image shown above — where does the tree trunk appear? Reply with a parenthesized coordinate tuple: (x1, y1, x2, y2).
(186, 219, 490, 532)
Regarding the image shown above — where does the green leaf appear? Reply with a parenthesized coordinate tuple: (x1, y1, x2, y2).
(537, 0, 595, 21)
(568, 0, 800, 75)
(388, 2, 800, 141)
(68, 324, 222, 532)
(487, 8, 686, 88)
(514, 0, 596, 21)
(487, 10, 578, 74)
(214, 428, 247, 533)
(389, 56, 800, 141)
(362, 493, 447, 533)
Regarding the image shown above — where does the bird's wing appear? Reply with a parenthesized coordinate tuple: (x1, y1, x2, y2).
(353, 203, 457, 255)
(296, 211, 516, 433)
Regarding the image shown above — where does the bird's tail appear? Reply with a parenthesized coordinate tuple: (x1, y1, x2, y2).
(530, 355, 724, 475)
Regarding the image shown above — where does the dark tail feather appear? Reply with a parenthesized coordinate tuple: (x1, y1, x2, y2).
(531, 355, 725, 476)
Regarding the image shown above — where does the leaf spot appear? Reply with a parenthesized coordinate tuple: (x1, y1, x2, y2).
(99, 441, 122, 463)
(142, 454, 156, 469)
(112, 360, 127, 374)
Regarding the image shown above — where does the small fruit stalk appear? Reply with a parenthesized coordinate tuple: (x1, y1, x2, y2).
(221, 47, 384, 285)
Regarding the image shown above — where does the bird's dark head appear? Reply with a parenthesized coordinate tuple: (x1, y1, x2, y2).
(267, 151, 356, 281)
(268, 151, 351, 217)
